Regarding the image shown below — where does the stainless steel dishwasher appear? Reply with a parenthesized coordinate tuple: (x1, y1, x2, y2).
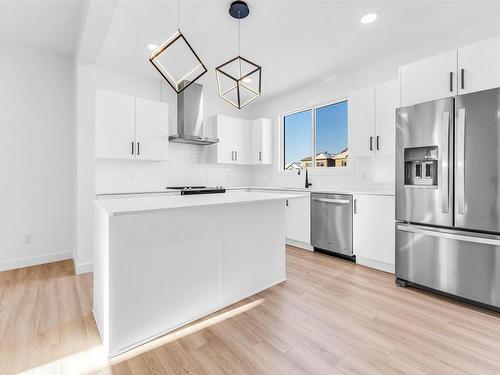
(311, 193, 354, 259)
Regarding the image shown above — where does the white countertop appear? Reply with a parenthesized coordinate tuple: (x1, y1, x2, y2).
(237, 186, 395, 196)
(96, 186, 394, 198)
(94, 191, 308, 216)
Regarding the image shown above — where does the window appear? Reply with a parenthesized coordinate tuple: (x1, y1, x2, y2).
(283, 110, 312, 171)
(282, 100, 348, 170)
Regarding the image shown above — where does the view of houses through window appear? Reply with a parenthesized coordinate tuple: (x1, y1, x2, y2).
(283, 100, 348, 170)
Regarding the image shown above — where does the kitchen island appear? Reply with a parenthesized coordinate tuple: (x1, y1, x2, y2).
(93, 191, 306, 358)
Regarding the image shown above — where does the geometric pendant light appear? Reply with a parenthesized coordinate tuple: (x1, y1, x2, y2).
(215, 1, 262, 109)
(149, 0, 207, 94)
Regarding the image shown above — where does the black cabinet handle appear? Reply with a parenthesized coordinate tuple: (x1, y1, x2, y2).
(449, 71, 454, 92)
(131, 141, 134, 155)
(369, 136, 373, 151)
(137, 142, 140, 155)
(376, 136, 380, 151)
(461, 68, 465, 90)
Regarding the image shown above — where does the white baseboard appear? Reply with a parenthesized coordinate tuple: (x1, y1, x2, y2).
(74, 260, 93, 274)
(0, 251, 73, 272)
(286, 238, 314, 251)
(356, 256, 395, 274)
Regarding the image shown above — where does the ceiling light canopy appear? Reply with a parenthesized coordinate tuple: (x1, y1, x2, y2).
(149, 0, 207, 94)
(215, 1, 262, 109)
(361, 13, 377, 24)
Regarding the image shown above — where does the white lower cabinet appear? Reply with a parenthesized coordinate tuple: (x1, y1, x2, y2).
(285, 194, 312, 249)
(353, 194, 395, 273)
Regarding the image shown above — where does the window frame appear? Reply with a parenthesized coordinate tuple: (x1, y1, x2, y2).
(280, 97, 352, 175)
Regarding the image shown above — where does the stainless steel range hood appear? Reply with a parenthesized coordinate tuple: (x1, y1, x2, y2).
(169, 82, 218, 145)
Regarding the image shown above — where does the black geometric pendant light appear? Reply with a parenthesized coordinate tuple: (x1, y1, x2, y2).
(216, 1, 262, 109)
(149, 0, 207, 94)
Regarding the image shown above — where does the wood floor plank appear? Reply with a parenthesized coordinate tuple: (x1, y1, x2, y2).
(1, 246, 500, 374)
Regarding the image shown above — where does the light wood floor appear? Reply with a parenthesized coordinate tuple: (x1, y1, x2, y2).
(2, 246, 500, 374)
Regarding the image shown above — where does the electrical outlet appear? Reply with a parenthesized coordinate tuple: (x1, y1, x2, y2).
(24, 233, 33, 244)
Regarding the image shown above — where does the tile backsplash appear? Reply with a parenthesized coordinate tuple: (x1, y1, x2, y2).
(95, 143, 254, 194)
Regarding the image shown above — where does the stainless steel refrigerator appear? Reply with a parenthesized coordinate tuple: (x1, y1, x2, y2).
(395, 87, 500, 311)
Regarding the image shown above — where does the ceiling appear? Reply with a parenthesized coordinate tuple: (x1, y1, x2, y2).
(97, 0, 500, 99)
(0, 0, 84, 57)
(2, 1, 500, 99)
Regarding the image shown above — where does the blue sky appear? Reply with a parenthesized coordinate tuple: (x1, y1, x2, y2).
(284, 101, 348, 164)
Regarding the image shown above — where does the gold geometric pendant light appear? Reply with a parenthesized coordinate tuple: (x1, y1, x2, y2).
(216, 1, 262, 109)
(149, 0, 207, 94)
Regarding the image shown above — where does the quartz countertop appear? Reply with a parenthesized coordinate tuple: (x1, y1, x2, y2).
(230, 186, 395, 196)
(94, 190, 308, 216)
(96, 186, 394, 198)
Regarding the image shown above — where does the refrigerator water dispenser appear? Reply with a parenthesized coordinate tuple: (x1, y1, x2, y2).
(404, 146, 438, 187)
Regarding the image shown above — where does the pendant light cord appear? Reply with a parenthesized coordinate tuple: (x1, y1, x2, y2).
(177, 0, 180, 30)
(238, 12, 241, 56)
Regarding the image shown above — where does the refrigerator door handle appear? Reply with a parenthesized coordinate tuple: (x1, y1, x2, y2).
(441, 111, 450, 213)
(457, 107, 466, 214)
(397, 224, 500, 246)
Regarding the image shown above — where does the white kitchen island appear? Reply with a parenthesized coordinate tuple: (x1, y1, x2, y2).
(93, 191, 305, 358)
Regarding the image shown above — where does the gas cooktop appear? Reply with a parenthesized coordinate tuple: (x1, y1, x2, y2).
(166, 186, 226, 195)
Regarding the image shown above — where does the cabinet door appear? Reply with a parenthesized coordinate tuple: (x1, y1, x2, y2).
(95, 90, 136, 159)
(286, 196, 311, 244)
(215, 115, 235, 164)
(233, 119, 252, 164)
(135, 98, 169, 161)
(353, 195, 395, 267)
(348, 86, 375, 158)
(251, 118, 273, 164)
(400, 50, 457, 107)
(375, 79, 399, 155)
(458, 34, 500, 95)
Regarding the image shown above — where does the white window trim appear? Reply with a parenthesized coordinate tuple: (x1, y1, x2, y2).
(279, 96, 353, 176)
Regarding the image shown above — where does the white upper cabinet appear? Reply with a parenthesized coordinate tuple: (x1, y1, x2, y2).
(95, 90, 169, 161)
(95, 90, 136, 160)
(374, 79, 399, 155)
(251, 118, 273, 164)
(232, 118, 252, 165)
(349, 80, 398, 157)
(135, 97, 169, 161)
(353, 194, 395, 273)
(458, 34, 500, 95)
(348, 86, 375, 158)
(213, 115, 235, 164)
(400, 50, 457, 107)
(211, 115, 272, 165)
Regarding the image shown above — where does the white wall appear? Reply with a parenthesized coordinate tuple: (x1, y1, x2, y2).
(94, 66, 255, 194)
(248, 59, 398, 191)
(248, 13, 500, 191)
(0, 42, 74, 271)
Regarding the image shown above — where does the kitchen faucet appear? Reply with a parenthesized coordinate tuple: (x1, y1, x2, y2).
(305, 168, 312, 188)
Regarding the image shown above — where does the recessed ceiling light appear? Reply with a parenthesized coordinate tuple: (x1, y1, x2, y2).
(148, 44, 158, 51)
(242, 77, 252, 83)
(361, 13, 377, 24)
